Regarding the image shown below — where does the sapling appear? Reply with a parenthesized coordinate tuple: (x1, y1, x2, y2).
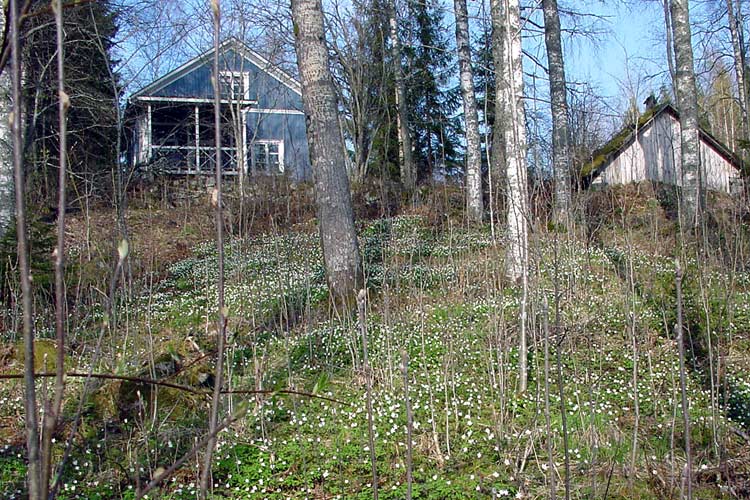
(401, 349, 413, 500)
(10, 0, 42, 495)
(358, 288, 379, 499)
(200, 1, 228, 495)
(542, 298, 556, 499)
(675, 259, 693, 500)
(40, 0, 69, 496)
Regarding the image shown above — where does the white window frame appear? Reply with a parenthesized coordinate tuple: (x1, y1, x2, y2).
(250, 140, 284, 174)
(219, 70, 250, 101)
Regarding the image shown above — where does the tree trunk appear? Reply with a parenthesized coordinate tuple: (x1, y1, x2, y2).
(499, 0, 529, 282)
(292, 0, 363, 301)
(727, 0, 749, 153)
(0, 4, 14, 241)
(490, 0, 507, 219)
(669, 0, 702, 227)
(494, 0, 529, 392)
(389, 0, 416, 194)
(454, 0, 483, 224)
(663, 0, 676, 85)
(542, 0, 571, 224)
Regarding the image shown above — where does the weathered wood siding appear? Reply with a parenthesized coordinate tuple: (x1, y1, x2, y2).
(591, 112, 740, 193)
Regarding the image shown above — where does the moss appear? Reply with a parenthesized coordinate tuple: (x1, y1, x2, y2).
(13, 338, 70, 372)
(581, 105, 663, 178)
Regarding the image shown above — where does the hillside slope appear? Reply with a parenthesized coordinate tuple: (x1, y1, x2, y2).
(2, 192, 750, 499)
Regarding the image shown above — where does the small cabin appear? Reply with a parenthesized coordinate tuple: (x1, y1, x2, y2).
(127, 38, 310, 181)
(581, 102, 744, 194)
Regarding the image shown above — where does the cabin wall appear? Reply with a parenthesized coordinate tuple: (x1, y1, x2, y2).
(592, 112, 740, 193)
(128, 44, 311, 180)
(246, 110, 309, 181)
(150, 49, 303, 111)
(701, 139, 740, 193)
(593, 112, 680, 187)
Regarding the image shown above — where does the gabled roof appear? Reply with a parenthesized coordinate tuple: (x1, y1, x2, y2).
(581, 102, 746, 183)
(129, 37, 301, 100)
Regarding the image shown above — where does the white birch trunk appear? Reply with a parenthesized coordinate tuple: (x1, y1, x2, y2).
(670, 0, 702, 226)
(389, 1, 416, 193)
(0, 5, 15, 241)
(454, 0, 483, 223)
(501, 0, 529, 282)
(291, 0, 363, 301)
(542, 0, 571, 224)
(495, 0, 529, 393)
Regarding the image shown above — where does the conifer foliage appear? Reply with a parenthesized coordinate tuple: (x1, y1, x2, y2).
(21, 0, 119, 203)
(402, 0, 461, 181)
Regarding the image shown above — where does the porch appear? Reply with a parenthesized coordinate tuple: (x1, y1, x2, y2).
(135, 100, 284, 176)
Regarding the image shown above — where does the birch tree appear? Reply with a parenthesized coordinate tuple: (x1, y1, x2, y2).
(670, 0, 702, 226)
(292, 0, 363, 301)
(542, 0, 571, 224)
(389, 0, 416, 193)
(454, 0, 483, 223)
(493, 0, 529, 392)
(0, 4, 13, 241)
(490, 0, 506, 217)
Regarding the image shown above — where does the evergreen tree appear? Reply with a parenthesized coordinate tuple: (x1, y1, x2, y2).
(22, 1, 119, 204)
(402, 0, 461, 181)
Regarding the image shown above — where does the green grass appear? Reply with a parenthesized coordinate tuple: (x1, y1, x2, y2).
(2, 213, 749, 499)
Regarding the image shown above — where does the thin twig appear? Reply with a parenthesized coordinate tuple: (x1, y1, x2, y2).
(136, 404, 249, 500)
(401, 349, 413, 500)
(1, 372, 349, 405)
(358, 289, 379, 499)
(675, 259, 693, 499)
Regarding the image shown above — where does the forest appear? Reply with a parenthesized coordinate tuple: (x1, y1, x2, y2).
(1, 0, 749, 499)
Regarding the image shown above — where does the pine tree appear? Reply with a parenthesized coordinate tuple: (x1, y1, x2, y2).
(390, 0, 416, 193)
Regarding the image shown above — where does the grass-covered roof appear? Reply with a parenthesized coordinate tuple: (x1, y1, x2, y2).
(580, 102, 747, 183)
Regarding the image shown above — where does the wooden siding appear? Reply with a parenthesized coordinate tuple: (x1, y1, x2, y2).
(148, 49, 303, 111)
(128, 41, 311, 180)
(591, 111, 741, 193)
(246, 111, 310, 181)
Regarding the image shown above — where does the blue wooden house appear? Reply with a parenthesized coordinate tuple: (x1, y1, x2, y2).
(127, 38, 310, 181)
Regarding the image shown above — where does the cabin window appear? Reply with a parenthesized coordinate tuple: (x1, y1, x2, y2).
(219, 71, 249, 100)
(250, 141, 284, 174)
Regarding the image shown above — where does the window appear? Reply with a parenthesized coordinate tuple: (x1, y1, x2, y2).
(219, 71, 249, 100)
(250, 141, 284, 174)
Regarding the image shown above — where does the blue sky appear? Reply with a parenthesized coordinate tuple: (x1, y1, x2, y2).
(563, 1, 671, 104)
